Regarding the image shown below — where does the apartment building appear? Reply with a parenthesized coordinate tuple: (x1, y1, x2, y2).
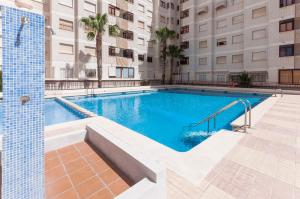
(178, 0, 300, 85)
(0, 0, 179, 88)
(2, 0, 299, 87)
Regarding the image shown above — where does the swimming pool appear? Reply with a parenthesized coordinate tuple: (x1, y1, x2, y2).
(0, 99, 85, 131)
(68, 89, 269, 152)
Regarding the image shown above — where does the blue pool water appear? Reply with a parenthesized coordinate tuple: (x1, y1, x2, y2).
(44, 99, 85, 126)
(68, 90, 269, 152)
(0, 99, 85, 131)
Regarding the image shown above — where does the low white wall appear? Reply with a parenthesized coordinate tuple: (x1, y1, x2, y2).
(86, 124, 167, 199)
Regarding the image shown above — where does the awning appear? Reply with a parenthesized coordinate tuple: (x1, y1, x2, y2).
(215, 0, 227, 10)
(198, 6, 208, 15)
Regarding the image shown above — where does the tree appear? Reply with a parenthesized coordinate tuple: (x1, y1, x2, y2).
(166, 45, 184, 84)
(155, 27, 176, 84)
(81, 14, 119, 88)
(238, 72, 252, 88)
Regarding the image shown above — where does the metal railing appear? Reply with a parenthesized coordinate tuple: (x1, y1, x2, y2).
(184, 99, 252, 133)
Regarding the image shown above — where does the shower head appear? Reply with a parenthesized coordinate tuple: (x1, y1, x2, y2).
(21, 16, 29, 24)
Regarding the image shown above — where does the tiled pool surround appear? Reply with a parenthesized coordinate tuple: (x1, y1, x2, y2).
(45, 142, 132, 199)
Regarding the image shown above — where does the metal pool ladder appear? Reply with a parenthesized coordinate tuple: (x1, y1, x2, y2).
(186, 99, 252, 133)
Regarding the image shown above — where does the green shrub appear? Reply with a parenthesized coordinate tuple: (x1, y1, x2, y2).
(238, 72, 252, 88)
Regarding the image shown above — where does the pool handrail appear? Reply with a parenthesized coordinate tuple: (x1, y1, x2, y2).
(186, 99, 252, 133)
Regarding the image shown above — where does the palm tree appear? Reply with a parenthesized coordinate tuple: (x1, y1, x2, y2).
(155, 27, 176, 84)
(81, 14, 119, 88)
(166, 45, 184, 84)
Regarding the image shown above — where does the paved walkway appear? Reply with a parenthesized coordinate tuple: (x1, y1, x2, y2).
(167, 95, 300, 199)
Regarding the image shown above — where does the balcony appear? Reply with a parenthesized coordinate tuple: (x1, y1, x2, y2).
(215, 0, 227, 11)
(109, 4, 134, 23)
(109, 46, 134, 66)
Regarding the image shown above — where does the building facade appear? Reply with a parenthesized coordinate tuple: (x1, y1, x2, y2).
(1, 0, 179, 88)
(178, 0, 300, 85)
(1, 0, 300, 86)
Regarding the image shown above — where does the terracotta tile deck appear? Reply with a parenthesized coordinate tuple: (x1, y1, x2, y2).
(45, 142, 132, 199)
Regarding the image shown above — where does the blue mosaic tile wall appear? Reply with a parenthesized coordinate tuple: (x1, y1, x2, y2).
(1, 6, 45, 199)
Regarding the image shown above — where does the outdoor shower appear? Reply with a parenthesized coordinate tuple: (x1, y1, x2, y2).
(21, 16, 29, 24)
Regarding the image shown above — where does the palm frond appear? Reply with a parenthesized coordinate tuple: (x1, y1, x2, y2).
(109, 24, 120, 36)
(87, 31, 96, 40)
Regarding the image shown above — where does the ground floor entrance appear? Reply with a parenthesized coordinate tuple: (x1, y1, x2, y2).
(279, 69, 300, 85)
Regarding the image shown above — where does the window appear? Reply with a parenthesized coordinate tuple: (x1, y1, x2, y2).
(215, 0, 227, 10)
(216, 75, 225, 82)
(125, 0, 134, 4)
(138, 4, 145, 12)
(181, 25, 189, 34)
(85, 46, 96, 56)
(148, 40, 155, 48)
(217, 19, 227, 29)
(280, 0, 295, 7)
(122, 12, 134, 22)
(252, 51, 267, 61)
(59, 0, 73, 7)
(252, 7, 266, 19)
(122, 31, 133, 40)
(160, 16, 166, 23)
(279, 44, 294, 57)
(122, 68, 129, 78)
(232, 14, 244, 25)
(232, 0, 242, 5)
(123, 49, 133, 59)
(59, 43, 73, 54)
(138, 21, 145, 29)
(115, 67, 134, 78)
(138, 37, 145, 46)
(171, 3, 175, 9)
(232, 34, 243, 44)
(109, 46, 116, 56)
(232, 54, 243, 63)
(108, 5, 118, 16)
(180, 41, 189, 49)
(108, 66, 116, 77)
(216, 56, 226, 64)
(279, 18, 294, 32)
(59, 19, 73, 31)
(181, 9, 189, 19)
(85, 69, 96, 78)
(199, 40, 208, 48)
(198, 6, 208, 15)
(160, 0, 167, 8)
(84, 1, 96, 13)
(147, 56, 153, 62)
(180, 57, 189, 65)
(128, 68, 134, 78)
(217, 38, 227, 46)
(138, 54, 145, 61)
(147, 26, 152, 32)
(199, 23, 208, 32)
(252, 29, 267, 40)
(147, 10, 153, 18)
(197, 73, 207, 81)
(199, 57, 207, 65)
(116, 67, 122, 78)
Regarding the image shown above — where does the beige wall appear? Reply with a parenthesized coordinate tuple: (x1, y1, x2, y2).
(179, 0, 296, 83)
